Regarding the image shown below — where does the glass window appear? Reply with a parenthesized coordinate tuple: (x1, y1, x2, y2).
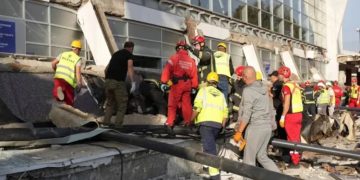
(301, 59, 309, 80)
(191, 0, 209, 9)
(309, 31, 314, 44)
(231, 54, 244, 67)
(0, 0, 22, 17)
(51, 26, 83, 46)
(25, 1, 48, 22)
(293, 11, 300, 25)
(284, 0, 291, 7)
(144, 0, 160, 9)
(293, 0, 300, 11)
(26, 44, 49, 56)
(230, 43, 242, 55)
(274, 16, 283, 33)
(51, 7, 78, 29)
(248, 6, 259, 26)
(302, 28, 308, 41)
(247, 0, 259, 7)
(128, 0, 142, 5)
(108, 19, 127, 36)
(293, 25, 300, 39)
(162, 44, 175, 58)
(213, 0, 228, 15)
(130, 39, 161, 57)
(114, 36, 127, 49)
(232, 0, 246, 21)
(284, 5, 292, 21)
(162, 30, 183, 44)
(284, 21, 292, 37)
(261, 0, 271, 12)
(260, 49, 272, 75)
(26, 22, 49, 44)
(273, 0, 283, 17)
(128, 23, 161, 41)
(133, 55, 161, 69)
(301, 14, 309, 28)
(261, 11, 271, 30)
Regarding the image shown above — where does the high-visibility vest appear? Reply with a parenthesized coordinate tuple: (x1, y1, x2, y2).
(214, 51, 231, 77)
(195, 86, 228, 124)
(350, 85, 359, 99)
(318, 89, 330, 104)
(54, 51, 81, 88)
(284, 82, 303, 113)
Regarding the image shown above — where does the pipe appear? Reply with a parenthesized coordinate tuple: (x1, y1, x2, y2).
(336, 106, 360, 112)
(271, 139, 360, 160)
(100, 131, 298, 180)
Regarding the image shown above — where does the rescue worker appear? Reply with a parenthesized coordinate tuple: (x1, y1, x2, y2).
(315, 82, 329, 115)
(332, 81, 343, 107)
(103, 41, 136, 127)
(51, 40, 83, 106)
(269, 71, 286, 139)
(229, 66, 246, 122)
(236, 67, 280, 177)
(191, 35, 215, 85)
(161, 40, 198, 128)
(302, 81, 316, 118)
(213, 42, 234, 99)
(348, 78, 360, 107)
(191, 72, 228, 180)
(326, 81, 336, 117)
(278, 66, 303, 167)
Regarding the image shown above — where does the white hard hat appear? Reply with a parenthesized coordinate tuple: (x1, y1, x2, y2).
(318, 82, 325, 88)
(326, 82, 332, 86)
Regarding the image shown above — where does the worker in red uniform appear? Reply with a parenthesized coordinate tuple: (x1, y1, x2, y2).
(278, 66, 303, 167)
(332, 81, 343, 107)
(348, 78, 360, 108)
(160, 40, 198, 128)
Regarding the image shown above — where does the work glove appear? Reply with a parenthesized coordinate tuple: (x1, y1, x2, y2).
(279, 115, 285, 128)
(130, 82, 136, 94)
(233, 131, 246, 151)
(191, 88, 197, 95)
(160, 84, 170, 92)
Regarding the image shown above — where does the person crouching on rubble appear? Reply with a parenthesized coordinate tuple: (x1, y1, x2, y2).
(235, 67, 279, 178)
(52, 40, 83, 106)
(278, 66, 303, 168)
(160, 40, 198, 129)
(191, 72, 228, 180)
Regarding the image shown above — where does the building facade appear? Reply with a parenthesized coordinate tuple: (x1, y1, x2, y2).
(0, 0, 348, 81)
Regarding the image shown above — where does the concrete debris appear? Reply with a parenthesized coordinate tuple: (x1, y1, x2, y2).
(334, 166, 357, 175)
(83, 0, 125, 17)
(50, 0, 82, 7)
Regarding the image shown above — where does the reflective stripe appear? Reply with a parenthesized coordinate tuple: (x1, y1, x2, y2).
(202, 88, 224, 111)
(56, 64, 73, 72)
(144, 79, 159, 88)
(55, 71, 74, 80)
(209, 167, 220, 176)
(233, 105, 239, 111)
(234, 93, 241, 99)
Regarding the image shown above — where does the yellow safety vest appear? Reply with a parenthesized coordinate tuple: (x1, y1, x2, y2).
(54, 51, 81, 88)
(194, 86, 228, 124)
(318, 89, 330, 104)
(351, 85, 359, 99)
(329, 88, 336, 105)
(214, 51, 231, 77)
(284, 82, 303, 113)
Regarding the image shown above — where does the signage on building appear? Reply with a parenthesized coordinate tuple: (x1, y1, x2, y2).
(0, 20, 16, 53)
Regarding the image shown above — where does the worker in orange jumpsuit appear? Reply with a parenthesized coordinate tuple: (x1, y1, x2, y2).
(278, 66, 303, 167)
(160, 40, 198, 128)
(348, 78, 360, 108)
(332, 81, 343, 107)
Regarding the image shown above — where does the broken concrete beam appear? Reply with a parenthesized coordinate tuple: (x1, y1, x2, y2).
(50, 0, 82, 7)
(82, 0, 125, 17)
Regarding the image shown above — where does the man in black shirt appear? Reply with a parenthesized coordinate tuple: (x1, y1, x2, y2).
(103, 41, 135, 127)
(269, 71, 285, 138)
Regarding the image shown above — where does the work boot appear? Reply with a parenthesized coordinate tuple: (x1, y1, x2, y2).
(164, 123, 175, 138)
(57, 87, 64, 101)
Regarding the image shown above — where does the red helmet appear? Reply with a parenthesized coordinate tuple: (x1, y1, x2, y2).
(235, 66, 246, 77)
(176, 40, 186, 49)
(305, 81, 310, 86)
(278, 66, 291, 78)
(333, 80, 338, 85)
(192, 35, 205, 44)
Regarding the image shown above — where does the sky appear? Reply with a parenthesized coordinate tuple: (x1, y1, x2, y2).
(342, 0, 360, 52)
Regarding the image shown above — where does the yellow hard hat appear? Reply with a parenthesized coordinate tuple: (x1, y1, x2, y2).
(256, 71, 262, 80)
(217, 42, 227, 49)
(71, 40, 82, 49)
(207, 72, 219, 83)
